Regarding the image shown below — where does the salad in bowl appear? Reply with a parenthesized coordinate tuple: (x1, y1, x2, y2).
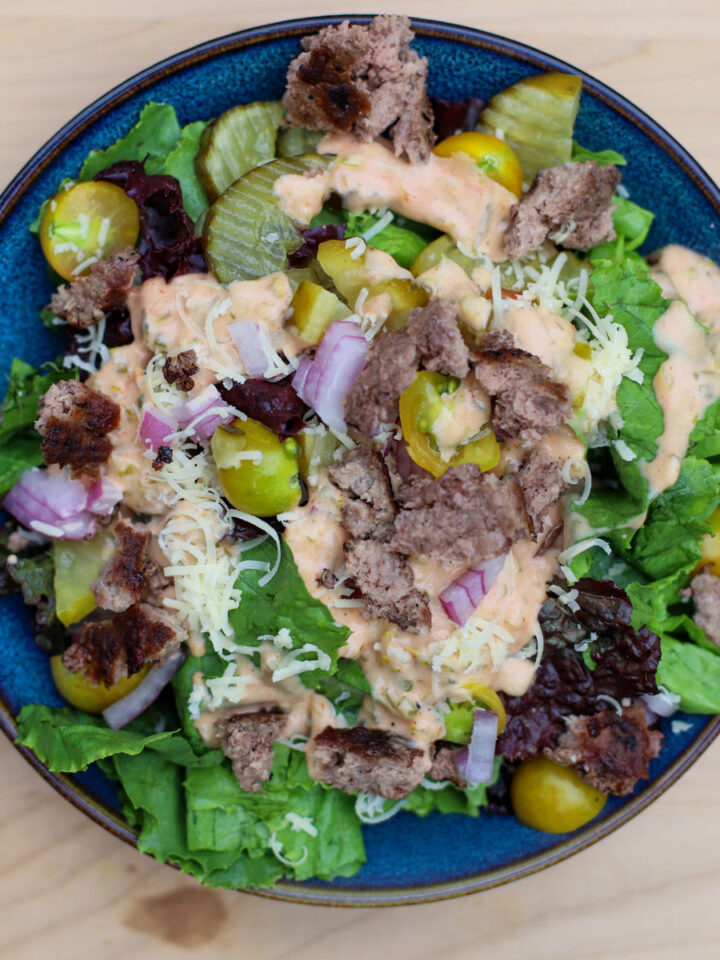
(4, 14, 720, 891)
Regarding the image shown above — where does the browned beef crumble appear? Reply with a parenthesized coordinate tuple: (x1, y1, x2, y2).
(504, 161, 621, 260)
(344, 329, 418, 435)
(328, 445, 397, 542)
(62, 603, 183, 687)
(406, 299, 470, 378)
(390, 463, 529, 566)
(344, 538, 430, 631)
(428, 743, 466, 786)
(163, 349, 199, 392)
(49, 248, 139, 328)
(691, 570, 720, 648)
(35, 380, 120, 474)
(545, 705, 663, 796)
(474, 330, 572, 441)
(517, 448, 569, 538)
(214, 711, 286, 792)
(283, 15, 435, 163)
(307, 726, 427, 799)
(318, 567, 339, 589)
(91, 522, 155, 613)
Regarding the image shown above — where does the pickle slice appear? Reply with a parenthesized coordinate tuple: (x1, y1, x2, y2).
(195, 101, 284, 202)
(291, 280, 352, 343)
(203, 154, 330, 283)
(278, 125, 322, 158)
(366, 279, 429, 331)
(479, 73, 582, 182)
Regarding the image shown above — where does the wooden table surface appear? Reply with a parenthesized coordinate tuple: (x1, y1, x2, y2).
(2, 2, 720, 957)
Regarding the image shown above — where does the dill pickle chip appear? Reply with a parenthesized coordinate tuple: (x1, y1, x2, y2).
(479, 73, 582, 182)
(277, 125, 322, 157)
(203, 154, 330, 283)
(195, 101, 284, 201)
(291, 280, 351, 344)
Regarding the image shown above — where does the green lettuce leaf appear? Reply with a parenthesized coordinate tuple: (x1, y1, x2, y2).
(656, 636, 720, 712)
(228, 538, 349, 685)
(688, 396, 720, 461)
(79, 102, 183, 181)
(571, 142, 627, 166)
(145, 119, 210, 222)
(345, 211, 431, 268)
(0, 358, 77, 496)
(612, 197, 654, 251)
(309, 658, 371, 722)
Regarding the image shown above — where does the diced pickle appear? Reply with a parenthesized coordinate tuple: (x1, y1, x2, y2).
(479, 73, 582, 182)
(291, 280, 352, 344)
(410, 234, 478, 278)
(277, 125, 322, 157)
(203, 154, 330, 283)
(366, 278, 429, 331)
(297, 428, 343, 481)
(195, 101, 284, 202)
(53, 532, 114, 627)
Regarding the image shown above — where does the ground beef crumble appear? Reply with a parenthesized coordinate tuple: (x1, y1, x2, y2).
(49, 248, 139, 328)
(517, 448, 569, 538)
(90, 522, 168, 613)
(307, 726, 427, 799)
(406, 299, 470, 378)
(691, 570, 720, 648)
(35, 380, 120, 475)
(283, 15, 435, 162)
(344, 538, 431, 631)
(214, 711, 286, 792)
(344, 329, 418, 435)
(328, 444, 397, 542)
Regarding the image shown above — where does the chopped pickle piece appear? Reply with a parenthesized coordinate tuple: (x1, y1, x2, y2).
(444, 685, 508, 742)
(366, 278, 429, 331)
(53, 532, 115, 627)
(410, 234, 478, 278)
(291, 280, 352, 344)
(479, 73, 582, 182)
(203, 154, 330, 283)
(297, 428, 343, 481)
(195, 101, 284, 202)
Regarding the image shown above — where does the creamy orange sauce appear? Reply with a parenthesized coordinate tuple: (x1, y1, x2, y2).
(273, 135, 517, 261)
(416, 258, 492, 335)
(652, 244, 720, 331)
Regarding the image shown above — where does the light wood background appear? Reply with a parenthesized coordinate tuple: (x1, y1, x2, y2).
(2, 2, 720, 958)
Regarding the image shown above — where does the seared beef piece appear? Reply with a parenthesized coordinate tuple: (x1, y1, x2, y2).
(214, 711, 286, 792)
(546, 705, 663, 796)
(35, 380, 120, 474)
(318, 567, 339, 589)
(328, 445, 397, 542)
(691, 570, 720, 648)
(62, 603, 183, 687)
(517, 448, 569, 538)
(428, 743, 466, 786)
(91, 522, 158, 613)
(163, 350, 199, 392)
(344, 538, 430, 631)
(406, 299, 470, 378)
(390, 463, 528, 566)
(504, 161, 621, 260)
(345, 330, 418, 435)
(283, 15, 435, 163)
(474, 330, 572, 441)
(49, 248, 139, 328)
(307, 726, 426, 799)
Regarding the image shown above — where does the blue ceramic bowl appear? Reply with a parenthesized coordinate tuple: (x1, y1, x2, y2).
(1, 16, 719, 907)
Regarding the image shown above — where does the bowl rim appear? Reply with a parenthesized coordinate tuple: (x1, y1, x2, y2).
(2, 13, 719, 909)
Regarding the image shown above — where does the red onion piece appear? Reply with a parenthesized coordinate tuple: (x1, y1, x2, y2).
(440, 554, 507, 625)
(3, 468, 98, 540)
(292, 321, 368, 433)
(86, 477, 123, 516)
(454, 709, 498, 783)
(102, 650, 186, 729)
(139, 406, 177, 452)
(642, 690, 681, 718)
(173, 385, 233, 442)
(228, 320, 270, 378)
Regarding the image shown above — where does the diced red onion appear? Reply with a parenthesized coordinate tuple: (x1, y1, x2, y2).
(3, 468, 98, 540)
(292, 321, 368, 433)
(139, 406, 177, 452)
(173, 385, 234, 442)
(454, 709, 498, 784)
(86, 477, 123, 516)
(228, 320, 270, 378)
(102, 651, 186, 729)
(440, 554, 507, 625)
(642, 690, 681, 718)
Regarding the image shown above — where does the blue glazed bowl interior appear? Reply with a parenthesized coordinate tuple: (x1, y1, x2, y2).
(1, 17, 719, 906)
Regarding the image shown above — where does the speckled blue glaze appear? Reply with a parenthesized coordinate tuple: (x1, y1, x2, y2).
(1, 17, 719, 906)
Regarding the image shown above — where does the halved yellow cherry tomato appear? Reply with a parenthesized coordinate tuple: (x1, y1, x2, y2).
(399, 371, 500, 478)
(433, 132, 524, 198)
(698, 507, 720, 577)
(40, 180, 140, 281)
(444, 684, 507, 743)
(511, 757, 607, 833)
(50, 656, 149, 714)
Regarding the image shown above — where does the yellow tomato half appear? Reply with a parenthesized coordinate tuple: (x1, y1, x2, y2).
(50, 656, 149, 714)
(40, 181, 140, 281)
(433, 132, 524, 198)
(511, 757, 607, 833)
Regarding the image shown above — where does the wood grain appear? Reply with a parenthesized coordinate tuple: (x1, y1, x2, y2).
(2, 3, 720, 958)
